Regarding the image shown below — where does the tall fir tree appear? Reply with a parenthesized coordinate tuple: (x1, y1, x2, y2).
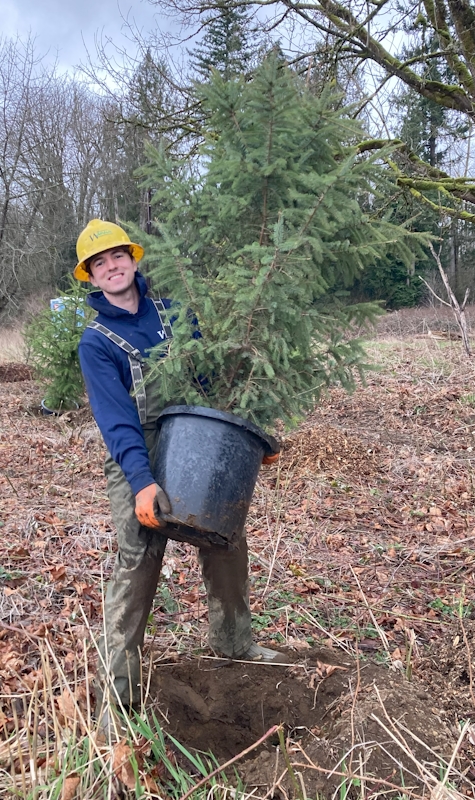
(395, 34, 466, 168)
(349, 31, 465, 309)
(388, 32, 470, 301)
(189, 6, 257, 81)
(136, 54, 428, 428)
(95, 50, 180, 237)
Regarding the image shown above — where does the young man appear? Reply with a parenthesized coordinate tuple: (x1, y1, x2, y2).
(76, 219, 285, 716)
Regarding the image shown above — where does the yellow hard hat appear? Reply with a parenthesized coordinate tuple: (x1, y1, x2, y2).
(74, 219, 144, 281)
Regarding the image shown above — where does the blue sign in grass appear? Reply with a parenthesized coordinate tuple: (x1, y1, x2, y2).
(50, 297, 85, 316)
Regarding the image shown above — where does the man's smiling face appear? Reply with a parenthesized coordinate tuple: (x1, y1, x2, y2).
(89, 246, 137, 297)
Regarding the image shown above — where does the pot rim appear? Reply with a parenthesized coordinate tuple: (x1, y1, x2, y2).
(41, 398, 79, 415)
(157, 404, 280, 455)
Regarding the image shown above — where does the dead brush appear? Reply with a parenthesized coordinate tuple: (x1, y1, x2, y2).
(372, 303, 475, 342)
(0, 639, 112, 799)
(0, 632, 264, 800)
(365, 335, 475, 386)
(284, 691, 472, 800)
(3, 322, 475, 798)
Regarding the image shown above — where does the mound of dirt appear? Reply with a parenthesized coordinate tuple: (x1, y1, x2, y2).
(0, 363, 33, 382)
(152, 647, 469, 795)
(280, 424, 381, 478)
(152, 648, 349, 759)
(419, 619, 475, 726)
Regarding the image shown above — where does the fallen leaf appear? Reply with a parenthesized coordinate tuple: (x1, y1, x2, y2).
(180, 588, 200, 605)
(57, 689, 76, 721)
(47, 565, 67, 582)
(61, 774, 80, 800)
(56, 686, 88, 733)
(286, 637, 311, 650)
(302, 579, 320, 592)
(113, 740, 136, 789)
(63, 652, 76, 672)
(8, 546, 29, 558)
(44, 513, 65, 525)
(315, 660, 347, 679)
(142, 774, 161, 793)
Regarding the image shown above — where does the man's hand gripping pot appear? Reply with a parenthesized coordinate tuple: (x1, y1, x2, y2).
(136, 453, 279, 530)
(135, 483, 171, 529)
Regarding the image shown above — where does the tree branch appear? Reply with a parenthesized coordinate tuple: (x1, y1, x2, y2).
(428, 241, 472, 356)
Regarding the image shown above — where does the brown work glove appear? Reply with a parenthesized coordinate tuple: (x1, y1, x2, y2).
(262, 453, 280, 465)
(135, 483, 171, 529)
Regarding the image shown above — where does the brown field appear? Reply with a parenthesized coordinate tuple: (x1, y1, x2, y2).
(1, 308, 475, 798)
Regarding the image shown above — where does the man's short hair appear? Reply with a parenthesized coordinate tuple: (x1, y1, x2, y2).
(85, 245, 133, 275)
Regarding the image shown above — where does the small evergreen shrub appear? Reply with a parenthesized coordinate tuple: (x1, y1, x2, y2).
(25, 280, 91, 411)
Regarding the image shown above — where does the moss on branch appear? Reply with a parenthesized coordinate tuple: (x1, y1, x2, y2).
(408, 187, 475, 222)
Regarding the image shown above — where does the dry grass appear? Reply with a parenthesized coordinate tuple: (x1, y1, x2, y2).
(0, 635, 249, 800)
(0, 326, 27, 364)
(1, 630, 470, 800)
(373, 302, 475, 340)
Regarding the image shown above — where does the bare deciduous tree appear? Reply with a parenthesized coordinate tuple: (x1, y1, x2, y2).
(0, 35, 155, 316)
(0, 37, 88, 313)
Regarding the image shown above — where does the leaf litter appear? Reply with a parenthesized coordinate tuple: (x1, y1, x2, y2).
(1, 331, 475, 796)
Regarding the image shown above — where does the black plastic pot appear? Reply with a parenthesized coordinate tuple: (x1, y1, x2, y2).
(153, 405, 280, 547)
(41, 399, 79, 416)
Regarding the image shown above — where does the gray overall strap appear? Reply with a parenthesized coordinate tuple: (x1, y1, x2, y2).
(87, 321, 144, 363)
(87, 321, 148, 425)
(152, 298, 173, 341)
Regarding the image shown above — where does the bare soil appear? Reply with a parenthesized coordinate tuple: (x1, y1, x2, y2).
(151, 647, 471, 797)
(2, 325, 475, 797)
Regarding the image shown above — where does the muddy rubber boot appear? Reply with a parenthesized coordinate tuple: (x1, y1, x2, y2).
(237, 643, 287, 663)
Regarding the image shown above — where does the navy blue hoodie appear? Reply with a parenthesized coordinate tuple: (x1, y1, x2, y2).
(79, 273, 172, 495)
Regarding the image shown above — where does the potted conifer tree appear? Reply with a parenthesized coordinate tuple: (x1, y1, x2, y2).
(25, 280, 90, 414)
(136, 53, 426, 544)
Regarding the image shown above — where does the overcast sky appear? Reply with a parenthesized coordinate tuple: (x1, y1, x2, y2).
(3, 0, 169, 73)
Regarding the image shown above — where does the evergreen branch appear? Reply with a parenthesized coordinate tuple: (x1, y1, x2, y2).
(143, 52, 424, 425)
(239, 176, 339, 373)
(175, 258, 198, 307)
(258, 87, 275, 247)
(226, 238, 283, 391)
